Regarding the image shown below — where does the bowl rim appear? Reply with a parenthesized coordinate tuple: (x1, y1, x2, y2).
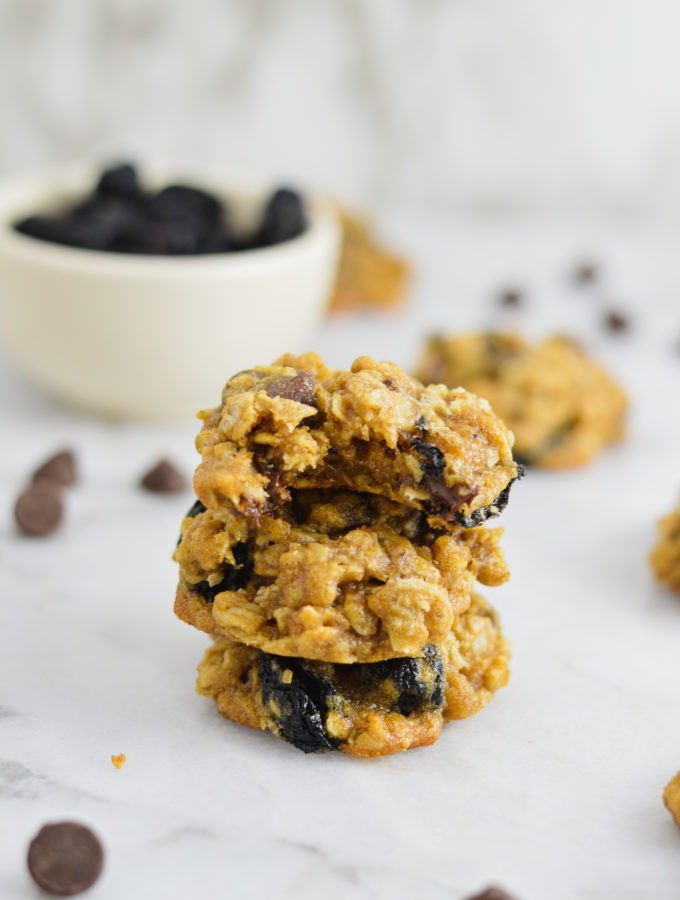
(0, 160, 339, 278)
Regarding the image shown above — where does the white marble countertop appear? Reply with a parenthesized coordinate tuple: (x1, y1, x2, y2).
(2, 219, 680, 900)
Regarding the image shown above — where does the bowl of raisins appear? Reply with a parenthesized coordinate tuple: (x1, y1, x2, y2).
(0, 162, 340, 419)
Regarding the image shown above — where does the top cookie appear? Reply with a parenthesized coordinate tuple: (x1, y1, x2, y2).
(415, 333, 627, 468)
(194, 353, 520, 528)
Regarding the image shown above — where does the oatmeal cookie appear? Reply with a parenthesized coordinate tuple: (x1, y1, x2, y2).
(174, 491, 508, 664)
(328, 212, 410, 315)
(196, 594, 510, 757)
(415, 333, 627, 468)
(650, 503, 680, 594)
(664, 771, 680, 828)
(194, 352, 521, 528)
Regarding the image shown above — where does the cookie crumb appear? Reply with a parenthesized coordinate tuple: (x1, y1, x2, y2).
(663, 770, 680, 827)
(111, 754, 126, 770)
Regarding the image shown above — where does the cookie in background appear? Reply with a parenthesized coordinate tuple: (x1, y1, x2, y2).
(415, 332, 627, 468)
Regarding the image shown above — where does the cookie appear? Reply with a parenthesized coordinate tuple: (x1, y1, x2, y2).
(174, 491, 508, 663)
(664, 771, 680, 828)
(194, 353, 521, 529)
(415, 333, 627, 468)
(328, 212, 410, 315)
(650, 503, 680, 594)
(196, 594, 510, 757)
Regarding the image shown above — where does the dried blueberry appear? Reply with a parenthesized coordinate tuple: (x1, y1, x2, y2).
(191, 544, 252, 602)
(259, 653, 339, 754)
(411, 436, 445, 478)
(150, 184, 222, 225)
(257, 188, 306, 246)
(369, 645, 445, 715)
(452, 467, 524, 527)
(186, 499, 207, 518)
(96, 163, 140, 200)
(257, 645, 445, 754)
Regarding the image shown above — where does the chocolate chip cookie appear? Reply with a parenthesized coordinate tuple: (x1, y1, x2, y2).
(194, 352, 521, 528)
(650, 502, 680, 595)
(415, 333, 627, 468)
(196, 594, 510, 757)
(174, 490, 508, 663)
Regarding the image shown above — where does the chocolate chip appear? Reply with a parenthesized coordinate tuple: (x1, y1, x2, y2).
(140, 459, 187, 493)
(265, 371, 317, 406)
(422, 476, 479, 519)
(27, 821, 103, 896)
(499, 289, 522, 308)
(604, 311, 629, 333)
(32, 450, 76, 487)
(573, 262, 598, 284)
(14, 487, 63, 536)
(465, 887, 519, 900)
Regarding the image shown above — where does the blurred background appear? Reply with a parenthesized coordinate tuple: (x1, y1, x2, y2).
(4, 0, 680, 221)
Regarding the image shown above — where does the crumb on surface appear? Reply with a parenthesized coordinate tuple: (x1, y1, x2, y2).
(111, 753, 126, 770)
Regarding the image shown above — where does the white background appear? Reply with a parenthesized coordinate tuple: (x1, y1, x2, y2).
(4, 0, 680, 219)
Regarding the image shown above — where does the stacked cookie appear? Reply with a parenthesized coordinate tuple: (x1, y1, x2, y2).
(173, 353, 522, 757)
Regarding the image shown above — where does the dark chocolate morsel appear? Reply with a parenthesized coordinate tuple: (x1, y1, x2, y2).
(604, 310, 629, 333)
(422, 476, 479, 519)
(464, 887, 520, 900)
(14, 488, 63, 537)
(265, 371, 317, 407)
(573, 262, 598, 285)
(410, 436, 445, 478)
(27, 821, 104, 896)
(32, 450, 76, 487)
(140, 459, 187, 493)
(192, 544, 253, 602)
(258, 653, 339, 754)
(500, 289, 522, 307)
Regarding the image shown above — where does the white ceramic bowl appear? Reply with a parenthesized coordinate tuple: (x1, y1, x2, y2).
(0, 163, 340, 419)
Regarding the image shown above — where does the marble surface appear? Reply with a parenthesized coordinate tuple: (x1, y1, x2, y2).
(4, 0, 680, 219)
(2, 219, 680, 899)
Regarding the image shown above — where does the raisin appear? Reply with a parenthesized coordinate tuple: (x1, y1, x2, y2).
(411, 436, 445, 478)
(258, 653, 339, 754)
(191, 544, 252, 602)
(257, 188, 306, 246)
